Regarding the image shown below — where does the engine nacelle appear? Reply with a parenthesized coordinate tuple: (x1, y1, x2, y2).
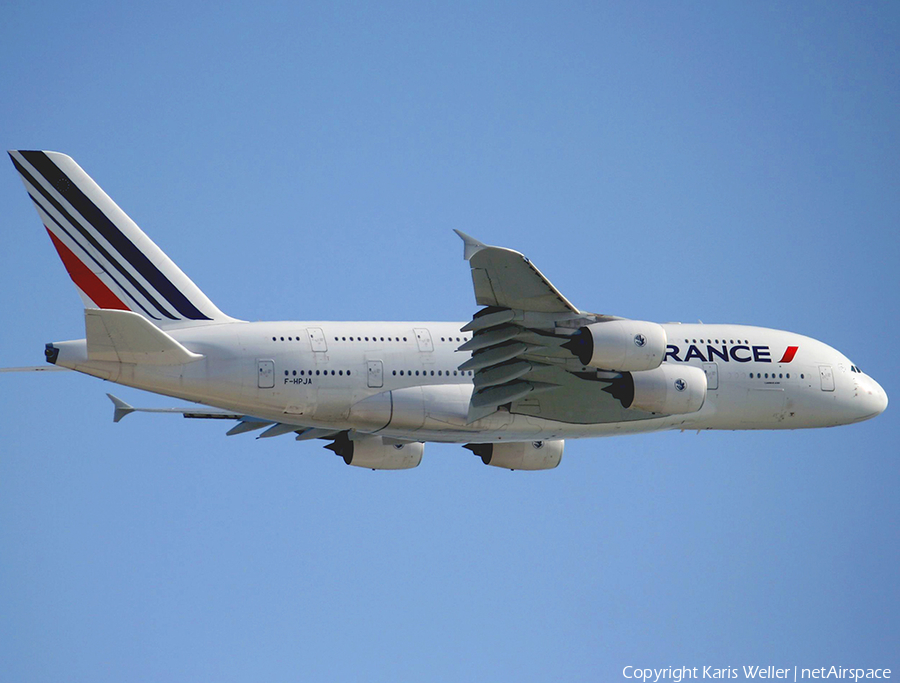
(467, 439, 564, 471)
(628, 364, 706, 415)
(331, 434, 423, 470)
(563, 320, 667, 372)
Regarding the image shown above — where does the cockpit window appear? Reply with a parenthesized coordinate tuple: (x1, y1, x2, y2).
(850, 365, 863, 373)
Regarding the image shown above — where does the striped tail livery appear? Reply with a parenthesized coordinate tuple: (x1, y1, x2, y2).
(8, 150, 234, 328)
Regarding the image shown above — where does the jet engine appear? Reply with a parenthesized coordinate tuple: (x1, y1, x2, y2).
(465, 439, 564, 471)
(562, 320, 667, 371)
(603, 364, 706, 415)
(326, 433, 423, 470)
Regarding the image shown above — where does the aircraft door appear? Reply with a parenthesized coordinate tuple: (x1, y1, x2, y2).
(414, 328, 434, 353)
(702, 362, 719, 390)
(367, 360, 384, 388)
(257, 359, 275, 389)
(819, 365, 835, 392)
(307, 327, 328, 352)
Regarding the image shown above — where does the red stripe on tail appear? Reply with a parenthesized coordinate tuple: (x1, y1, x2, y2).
(778, 346, 799, 363)
(46, 228, 130, 311)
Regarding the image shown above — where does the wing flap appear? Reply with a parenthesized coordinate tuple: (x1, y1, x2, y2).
(453, 232, 606, 421)
(226, 419, 273, 436)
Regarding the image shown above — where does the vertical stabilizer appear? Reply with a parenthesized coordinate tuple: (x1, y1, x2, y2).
(9, 150, 237, 328)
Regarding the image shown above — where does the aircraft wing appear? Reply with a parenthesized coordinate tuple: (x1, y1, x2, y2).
(454, 231, 580, 313)
(454, 232, 615, 422)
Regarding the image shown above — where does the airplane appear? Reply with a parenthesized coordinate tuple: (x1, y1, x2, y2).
(6, 150, 888, 470)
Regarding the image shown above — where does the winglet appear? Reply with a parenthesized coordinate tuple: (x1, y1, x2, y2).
(453, 230, 487, 261)
(107, 393, 134, 423)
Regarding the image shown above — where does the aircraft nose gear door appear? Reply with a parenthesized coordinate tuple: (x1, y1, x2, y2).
(258, 359, 275, 388)
(819, 365, 835, 392)
(367, 360, 384, 388)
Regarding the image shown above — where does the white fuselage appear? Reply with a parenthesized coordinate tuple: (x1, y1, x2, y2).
(51, 320, 888, 443)
(12, 151, 886, 450)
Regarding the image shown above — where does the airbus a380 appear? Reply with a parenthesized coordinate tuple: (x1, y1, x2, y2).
(6, 151, 888, 470)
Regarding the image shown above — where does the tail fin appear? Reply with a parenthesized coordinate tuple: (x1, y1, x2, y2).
(9, 150, 236, 328)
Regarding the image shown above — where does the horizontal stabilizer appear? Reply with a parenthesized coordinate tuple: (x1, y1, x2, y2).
(0, 366, 71, 373)
(86, 308, 203, 365)
(103, 394, 321, 440)
(107, 393, 134, 422)
(106, 393, 242, 422)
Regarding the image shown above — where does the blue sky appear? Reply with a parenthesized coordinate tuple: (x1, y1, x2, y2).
(1, 2, 898, 681)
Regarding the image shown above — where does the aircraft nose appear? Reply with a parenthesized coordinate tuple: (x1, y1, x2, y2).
(871, 378, 888, 415)
(857, 375, 888, 420)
